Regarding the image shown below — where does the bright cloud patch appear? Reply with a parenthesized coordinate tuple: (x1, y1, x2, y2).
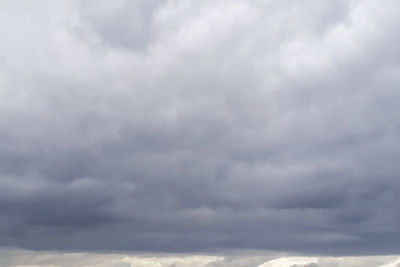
(1, 249, 400, 267)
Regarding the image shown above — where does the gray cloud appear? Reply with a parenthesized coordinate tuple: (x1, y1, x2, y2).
(0, 0, 400, 255)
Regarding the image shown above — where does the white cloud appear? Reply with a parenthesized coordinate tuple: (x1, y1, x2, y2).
(257, 257, 318, 267)
(2, 249, 400, 267)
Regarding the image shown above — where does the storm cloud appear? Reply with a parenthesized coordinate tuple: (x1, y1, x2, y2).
(1, 0, 400, 255)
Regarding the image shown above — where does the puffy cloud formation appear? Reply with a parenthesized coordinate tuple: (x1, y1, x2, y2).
(1, 249, 400, 267)
(1, 0, 400, 254)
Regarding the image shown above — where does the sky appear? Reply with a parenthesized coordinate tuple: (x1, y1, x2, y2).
(1, 0, 400, 264)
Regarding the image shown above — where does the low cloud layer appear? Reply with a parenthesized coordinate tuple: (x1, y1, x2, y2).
(1, 249, 400, 267)
(1, 0, 400, 254)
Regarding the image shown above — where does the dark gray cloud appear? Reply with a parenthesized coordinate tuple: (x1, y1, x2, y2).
(0, 0, 400, 255)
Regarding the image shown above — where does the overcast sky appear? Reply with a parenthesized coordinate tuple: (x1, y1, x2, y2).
(1, 0, 400, 260)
